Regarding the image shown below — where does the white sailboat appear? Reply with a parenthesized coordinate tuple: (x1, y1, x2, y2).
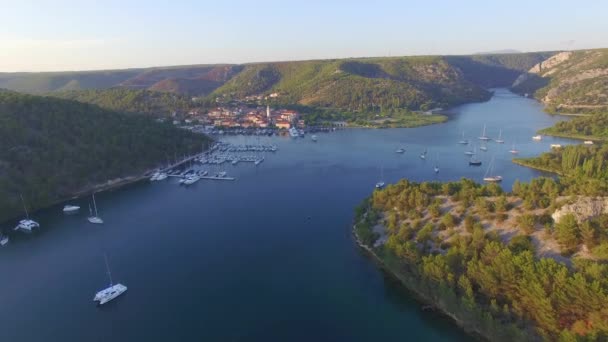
(495, 129, 505, 144)
(483, 157, 502, 183)
(433, 154, 439, 173)
(464, 145, 475, 156)
(14, 194, 40, 231)
(509, 143, 519, 154)
(87, 193, 103, 224)
(479, 142, 488, 151)
(93, 254, 127, 305)
(419, 149, 427, 160)
(458, 131, 469, 145)
(375, 166, 385, 189)
(478, 124, 491, 141)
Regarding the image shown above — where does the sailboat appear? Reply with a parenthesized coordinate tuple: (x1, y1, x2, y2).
(479, 142, 488, 151)
(464, 145, 475, 156)
(469, 154, 482, 166)
(433, 155, 439, 173)
(458, 131, 469, 145)
(87, 193, 104, 224)
(375, 166, 385, 189)
(495, 129, 505, 144)
(419, 149, 427, 160)
(478, 124, 491, 141)
(483, 157, 502, 182)
(509, 143, 519, 154)
(93, 254, 127, 305)
(14, 194, 40, 231)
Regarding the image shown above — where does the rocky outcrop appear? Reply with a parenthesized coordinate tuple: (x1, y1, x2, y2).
(552, 197, 608, 223)
(528, 51, 572, 75)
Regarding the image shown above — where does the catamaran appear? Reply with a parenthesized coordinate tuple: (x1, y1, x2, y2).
(478, 124, 491, 141)
(458, 131, 469, 145)
(93, 254, 127, 306)
(483, 157, 502, 182)
(87, 193, 103, 224)
(14, 194, 40, 231)
(375, 166, 385, 189)
(495, 129, 505, 144)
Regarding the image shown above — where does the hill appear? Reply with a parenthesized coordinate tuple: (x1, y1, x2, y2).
(355, 176, 608, 341)
(512, 49, 608, 114)
(0, 65, 241, 96)
(0, 91, 210, 223)
(211, 54, 553, 114)
(48, 88, 192, 116)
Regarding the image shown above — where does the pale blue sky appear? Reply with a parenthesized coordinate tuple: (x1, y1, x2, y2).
(1, 0, 607, 71)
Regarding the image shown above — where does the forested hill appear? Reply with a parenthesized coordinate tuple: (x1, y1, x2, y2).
(210, 53, 552, 113)
(0, 91, 210, 223)
(1, 53, 553, 113)
(512, 48, 608, 114)
(48, 88, 192, 117)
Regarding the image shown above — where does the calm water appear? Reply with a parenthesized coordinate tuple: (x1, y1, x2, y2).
(0, 89, 574, 341)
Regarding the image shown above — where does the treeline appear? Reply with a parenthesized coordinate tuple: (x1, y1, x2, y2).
(0, 91, 210, 222)
(540, 113, 608, 140)
(355, 178, 608, 340)
(48, 88, 192, 116)
(514, 144, 608, 195)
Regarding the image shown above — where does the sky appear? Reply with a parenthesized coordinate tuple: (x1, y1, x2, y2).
(1, 0, 608, 72)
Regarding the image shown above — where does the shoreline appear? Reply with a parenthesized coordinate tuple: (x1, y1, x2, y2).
(352, 221, 488, 341)
(511, 158, 563, 176)
(536, 129, 606, 142)
(1, 149, 210, 226)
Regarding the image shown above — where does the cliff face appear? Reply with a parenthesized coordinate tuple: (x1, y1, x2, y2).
(512, 49, 608, 114)
(552, 196, 608, 223)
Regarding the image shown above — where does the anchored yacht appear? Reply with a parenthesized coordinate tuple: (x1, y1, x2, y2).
(94, 254, 127, 306)
(87, 193, 103, 224)
(63, 205, 80, 213)
(14, 195, 40, 231)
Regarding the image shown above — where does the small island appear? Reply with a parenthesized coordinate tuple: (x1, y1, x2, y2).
(354, 176, 608, 341)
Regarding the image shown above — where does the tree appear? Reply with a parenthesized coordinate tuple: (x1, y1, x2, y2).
(554, 214, 579, 254)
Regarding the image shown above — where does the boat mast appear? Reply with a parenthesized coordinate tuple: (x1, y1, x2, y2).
(104, 253, 113, 286)
(20, 194, 29, 219)
(92, 193, 99, 217)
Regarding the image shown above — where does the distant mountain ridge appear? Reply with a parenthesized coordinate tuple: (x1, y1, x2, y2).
(0, 51, 569, 114)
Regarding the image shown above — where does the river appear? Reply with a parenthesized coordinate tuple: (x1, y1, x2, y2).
(0, 89, 575, 341)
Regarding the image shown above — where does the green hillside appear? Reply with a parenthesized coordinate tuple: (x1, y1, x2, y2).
(512, 49, 608, 114)
(0, 91, 210, 223)
(49, 88, 192, 116)
(212, 57, 491, 112)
